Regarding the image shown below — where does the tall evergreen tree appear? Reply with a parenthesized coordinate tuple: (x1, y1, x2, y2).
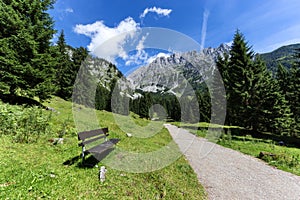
(217, 30, 293, 134)
(251, 57, 293, 134)
(288, 49, 300, 135)
(72, 56, 97, 108)
(54, 31, 89, 100)
(55, 30, 72, 98)
(225, 30, 255, 127)
(276, 64, 290, 96)
(0, 0, 56, 101)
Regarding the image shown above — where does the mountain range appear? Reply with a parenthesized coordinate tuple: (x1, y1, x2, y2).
(127, 44, 230, 94)
(88, 43, 299, 95)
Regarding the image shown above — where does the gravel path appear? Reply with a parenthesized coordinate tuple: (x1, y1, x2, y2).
(164, 124, 300, 200)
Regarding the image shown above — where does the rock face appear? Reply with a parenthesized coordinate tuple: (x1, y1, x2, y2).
(85, 56, 126, 90)
(74, 44, 230, 98)
(127, 44, 230, 94)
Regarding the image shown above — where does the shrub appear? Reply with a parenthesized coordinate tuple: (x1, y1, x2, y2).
(0, 102, 52, 143)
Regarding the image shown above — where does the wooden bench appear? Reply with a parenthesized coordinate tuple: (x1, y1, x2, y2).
(78, 128, 119, 163)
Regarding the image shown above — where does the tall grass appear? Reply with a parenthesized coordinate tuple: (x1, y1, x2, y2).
(0, 102, 52, 143)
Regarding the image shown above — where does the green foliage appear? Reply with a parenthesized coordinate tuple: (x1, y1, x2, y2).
(275, 49, 300, 136)
(110, 79, 130, 115)
(54, 31, 89, 100)
(72, 56, 98, 107)
(130, 91, 181, 120)
(0, 101, 52, 143)
(95, 83, 111, 111)
(0, 0, 57, 101)
(217, 30, 294, 135)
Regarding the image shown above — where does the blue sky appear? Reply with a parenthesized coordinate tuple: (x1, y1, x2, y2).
(49, 0, 300, 73)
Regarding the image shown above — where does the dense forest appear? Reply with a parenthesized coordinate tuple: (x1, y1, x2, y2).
(0, 0, 88, 102)
(0, 0, 299, 137)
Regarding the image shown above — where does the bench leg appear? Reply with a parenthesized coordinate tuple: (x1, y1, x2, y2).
(82, 147, 85, 164)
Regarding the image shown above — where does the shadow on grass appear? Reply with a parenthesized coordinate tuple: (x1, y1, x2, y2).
(226, 128, 300, 148)
(63, 148, 114, 168)
(180, 124, 300, 148)
(63, 155, 81, 166)
(0, 93, 44, 107)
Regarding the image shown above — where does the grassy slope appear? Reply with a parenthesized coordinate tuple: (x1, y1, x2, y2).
(0, 97, 206, 199)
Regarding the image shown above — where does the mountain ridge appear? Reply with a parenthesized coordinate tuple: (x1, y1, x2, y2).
(260, 43, 300, 72)
(127, 43, 231, 94)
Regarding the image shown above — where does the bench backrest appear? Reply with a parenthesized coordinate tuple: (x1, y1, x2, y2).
(78, 128, 109, 146)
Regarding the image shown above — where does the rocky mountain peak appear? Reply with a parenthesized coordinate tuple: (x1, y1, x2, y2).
(127, 44, 230, 93)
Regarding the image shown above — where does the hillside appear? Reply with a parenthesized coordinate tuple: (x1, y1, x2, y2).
(260, 43, 300, 72)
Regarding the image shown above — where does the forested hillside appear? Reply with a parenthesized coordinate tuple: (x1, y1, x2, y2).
(260, 43, 300, 72)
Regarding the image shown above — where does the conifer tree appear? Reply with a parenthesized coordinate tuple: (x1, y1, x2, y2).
(252, 57, 293, 134)
(288, 49, 300, 135)
(217, 30, 293, 134)
(0, 0, 56, 101)
(55, 30, 73, 99)
(226, 30, 255, 127)
(54, 31, 89, 100)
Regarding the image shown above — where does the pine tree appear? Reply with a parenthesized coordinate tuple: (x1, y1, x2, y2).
(195, 87, 210, 122)
(55, 30, 72, 99)
(218, 30, 293, 134)
(225, 30, 255, 127)
(0, 0, 56, 101)
(276, 64, 290, 96)
(288, 49, 300, 136)
(252, 57, 293, 134)
(95, 83, 110, 111)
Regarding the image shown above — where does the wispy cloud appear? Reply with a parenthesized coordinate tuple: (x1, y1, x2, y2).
(125, 35, 149, 66)
(65, 8, 74, 13)
(56, 7, 74, 20)
(255, 24, 300, 53)
(140, 7, 172, 19)
(200, 9, 209, 50)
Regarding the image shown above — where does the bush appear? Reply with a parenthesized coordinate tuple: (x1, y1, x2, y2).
(0, 102, 52, 143)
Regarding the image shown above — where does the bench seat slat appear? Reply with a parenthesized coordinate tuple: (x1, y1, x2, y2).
(78, 128, 108, 140)
(85, 139, 119, 154)
(78, 135, 107, 146)
(78, 127, 119, 164)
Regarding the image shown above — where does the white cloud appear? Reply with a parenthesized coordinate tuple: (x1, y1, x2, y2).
(140, 7, 172, 19)
(136, 35, 147, 51)
(74, 15, 174, 67)
(65, 8, 73, 13)
(74, 17, 140, 62)
(125, 35, 149, 66)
